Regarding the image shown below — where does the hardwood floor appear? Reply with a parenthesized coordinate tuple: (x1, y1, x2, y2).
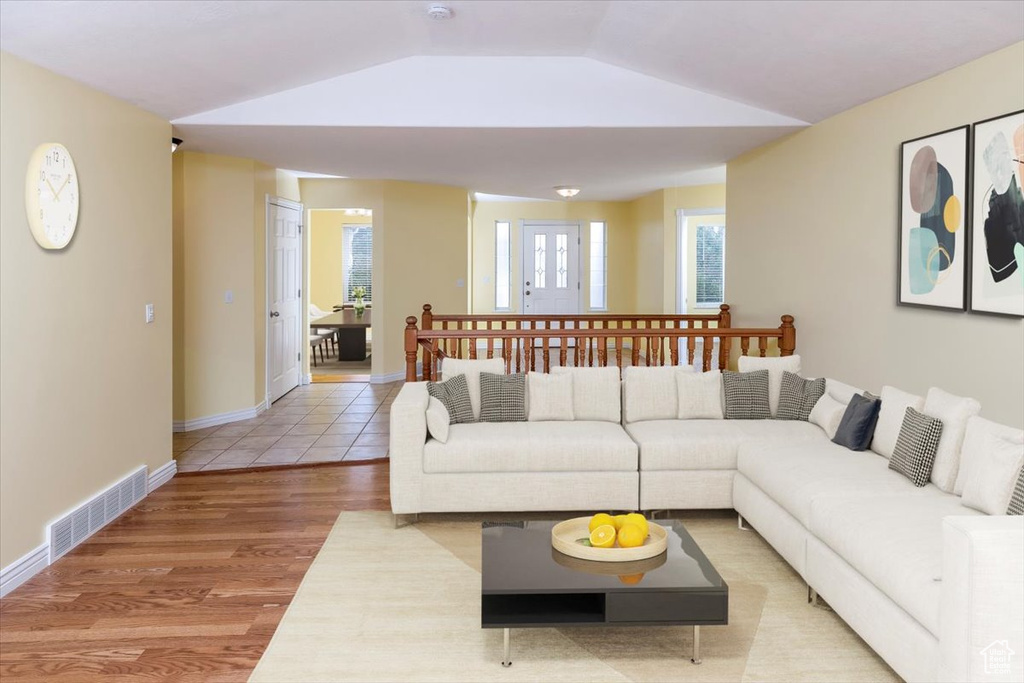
(0, 462, 391, 681)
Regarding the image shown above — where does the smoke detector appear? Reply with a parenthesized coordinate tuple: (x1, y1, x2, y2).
(427, 4, 454, 20)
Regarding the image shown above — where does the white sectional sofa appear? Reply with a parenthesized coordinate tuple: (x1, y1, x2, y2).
(390, 361, 1024, 682)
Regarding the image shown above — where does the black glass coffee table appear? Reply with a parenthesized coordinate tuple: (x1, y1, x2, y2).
(481, 520, 728, 667)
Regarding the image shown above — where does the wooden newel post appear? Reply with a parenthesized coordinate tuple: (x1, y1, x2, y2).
(422, 304, 433, 331)
(719, 304, 731, 328)
(405, 316, 419, 382)
(779, 315, 796, 356)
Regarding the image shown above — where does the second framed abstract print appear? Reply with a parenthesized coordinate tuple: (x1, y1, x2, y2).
(898, 126, 970, 311)
(970, 110, 1024, 318)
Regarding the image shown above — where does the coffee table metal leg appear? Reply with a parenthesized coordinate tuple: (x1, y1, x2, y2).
(502, 628, 512, 667)
(691, 625, 701, 665)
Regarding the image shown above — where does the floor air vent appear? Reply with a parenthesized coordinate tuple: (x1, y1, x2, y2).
(48, 465, 148, 563)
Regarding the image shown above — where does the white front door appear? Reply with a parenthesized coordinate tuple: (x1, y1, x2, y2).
(268, 200, 302, 403)
(521, 222, 580, 314)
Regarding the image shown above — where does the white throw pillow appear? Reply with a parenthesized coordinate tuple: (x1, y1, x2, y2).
(922, 387, 982, 493)
(871, 386, 925, 459)
(527, 372, 575, 421)
(550, 366, 620, 422)
(809, 392, 846, 439)
(676, 370, 723, 419)
(441, 357, 505, 421)
(961, 422, 1024, 515)
(622, 366, 694, 423)
(956, 416, 1024, 498)
(425, 396, 450, 444)
(825, 378, 866, 406)
(737, 355, 802, 417)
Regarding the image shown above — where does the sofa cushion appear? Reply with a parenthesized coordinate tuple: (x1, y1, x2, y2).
(676, 369, 723, 419)
(954, 416, 1024, 496)
(809, 393, 845, 439)
(627, 419, 825, 471)
(422, 421, 637, 474)
(622, 366, 693, 423)
(425, 396, 451, 443)
(809, 493, 982, 636)
(737, 440, 938, 527)
(871, 386, 925, 459)
(831, 392, 880, 451)
(551, 366, 620, 422)
(922, 387, 981, 493)
(888, 407, 943, 487)
(776, 372, 825, 421)
(479, 372, 526, 422)
(427, 375, 475, 424)
(441, 357, 505, 420)
(723, 370, 771, 420)
(527, 372, 574, 421)
(738, 354, 802, 416)
(959, 420, 1024, 515)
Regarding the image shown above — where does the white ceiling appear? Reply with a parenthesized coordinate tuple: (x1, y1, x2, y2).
(2, 0, 1021, 200)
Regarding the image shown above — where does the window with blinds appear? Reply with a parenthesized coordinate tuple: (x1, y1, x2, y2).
(343, 225, 372, 302)
(495, 221, 511, 310)
(695, 224, 725, 308)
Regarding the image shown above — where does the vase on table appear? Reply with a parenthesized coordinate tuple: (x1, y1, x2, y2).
(354, 297, 365, 316)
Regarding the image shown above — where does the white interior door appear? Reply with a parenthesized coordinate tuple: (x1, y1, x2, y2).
(521, 222, 580, 315)
(268, 200, 302, 403)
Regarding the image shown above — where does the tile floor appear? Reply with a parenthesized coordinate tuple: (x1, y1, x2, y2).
(173, 382, 399, 472)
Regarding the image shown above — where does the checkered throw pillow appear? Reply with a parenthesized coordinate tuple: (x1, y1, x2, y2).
(1008, 466, 1024, 515)
(427, 374, 475, 424)
(479, 372, 526, 422)
(889, 407, 944, 487)
(723, 370, 771, 420)
(776, 371, 826, 421)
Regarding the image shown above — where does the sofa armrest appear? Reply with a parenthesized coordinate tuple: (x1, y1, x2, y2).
(938, 515, 1024, 683)
(388, 382, 429, 514)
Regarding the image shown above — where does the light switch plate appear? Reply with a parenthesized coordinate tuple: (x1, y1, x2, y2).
(225, 290, 234, 304)
(145, 304, 154, 323)
(456, 279, 465, 288)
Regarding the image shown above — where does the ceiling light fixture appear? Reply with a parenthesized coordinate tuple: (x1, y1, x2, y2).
(427, 4, 453, 20)
(555, 186, 581, 199)
(171, 137, 183, 153)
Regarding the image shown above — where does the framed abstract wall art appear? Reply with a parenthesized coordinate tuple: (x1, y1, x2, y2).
(970, 110, 1024, 318)
(898, 126, 970, 311)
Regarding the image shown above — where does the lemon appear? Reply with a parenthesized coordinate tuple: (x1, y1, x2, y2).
(617, 523, 645, 548)
(625, 513, 649, 538)
(588, 513, 615, 533)
(589, 524, 616, 548)
(612, 514, 628, 531)
(618, 572, 645, 585)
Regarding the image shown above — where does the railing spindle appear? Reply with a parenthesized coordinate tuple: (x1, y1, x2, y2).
(740, 337, 750, 358)
(703, 335, 713, 372)
(760, 336, 768, 357)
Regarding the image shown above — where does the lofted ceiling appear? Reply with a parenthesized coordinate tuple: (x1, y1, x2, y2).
(2, 0, 1022, 200)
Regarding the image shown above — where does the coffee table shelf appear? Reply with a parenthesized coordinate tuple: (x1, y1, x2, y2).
(481, 519, 728, 667)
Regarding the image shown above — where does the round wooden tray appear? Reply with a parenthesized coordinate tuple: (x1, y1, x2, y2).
(550, 517, 668, 563)
(551, 547, 667, 576)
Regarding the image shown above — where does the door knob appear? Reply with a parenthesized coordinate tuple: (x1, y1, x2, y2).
(270, 311, 280, 318)
(525, 290, 531, 296)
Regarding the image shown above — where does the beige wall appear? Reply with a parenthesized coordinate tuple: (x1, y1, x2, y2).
(309, 210, 374, 312)
(632, 190, 666, 313)
(301, 179, 469, 378)
(727, 42, 1024, 427)
(470, 201, 636, 314)
(0, 53, 172, 567)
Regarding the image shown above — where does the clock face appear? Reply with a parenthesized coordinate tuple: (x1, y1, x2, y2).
(25, 143, 80, 250)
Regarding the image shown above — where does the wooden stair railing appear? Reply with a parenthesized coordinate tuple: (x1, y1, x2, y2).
(404, 305, 795, 382)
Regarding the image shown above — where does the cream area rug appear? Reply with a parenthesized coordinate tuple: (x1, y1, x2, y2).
(250, 511, 900, 682)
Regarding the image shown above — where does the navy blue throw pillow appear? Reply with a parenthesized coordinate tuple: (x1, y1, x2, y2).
(832, 393, 882, 451)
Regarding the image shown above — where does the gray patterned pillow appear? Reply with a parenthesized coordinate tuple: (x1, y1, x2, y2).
(889, 407, 943, 486)
(1008, 467, 1024, 515)
(427, 375, 475, 424)
(723, 370, 771, 420)
(776, 371, 826, 421)
(479, 372, 526, 422)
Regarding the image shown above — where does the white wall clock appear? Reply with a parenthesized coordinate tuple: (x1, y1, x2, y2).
(25, 142, 80, 250)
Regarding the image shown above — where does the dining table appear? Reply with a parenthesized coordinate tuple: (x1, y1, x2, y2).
(312, 309, 371, 361)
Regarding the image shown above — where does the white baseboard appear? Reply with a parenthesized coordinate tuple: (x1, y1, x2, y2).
(172, 399, 269, 433)
(148, 460, 177, 492)
(0, 544, 48, 598)
(1, 458, 172, 598)
(301, 373, 312, 385)
(371, 362, 421, 384)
